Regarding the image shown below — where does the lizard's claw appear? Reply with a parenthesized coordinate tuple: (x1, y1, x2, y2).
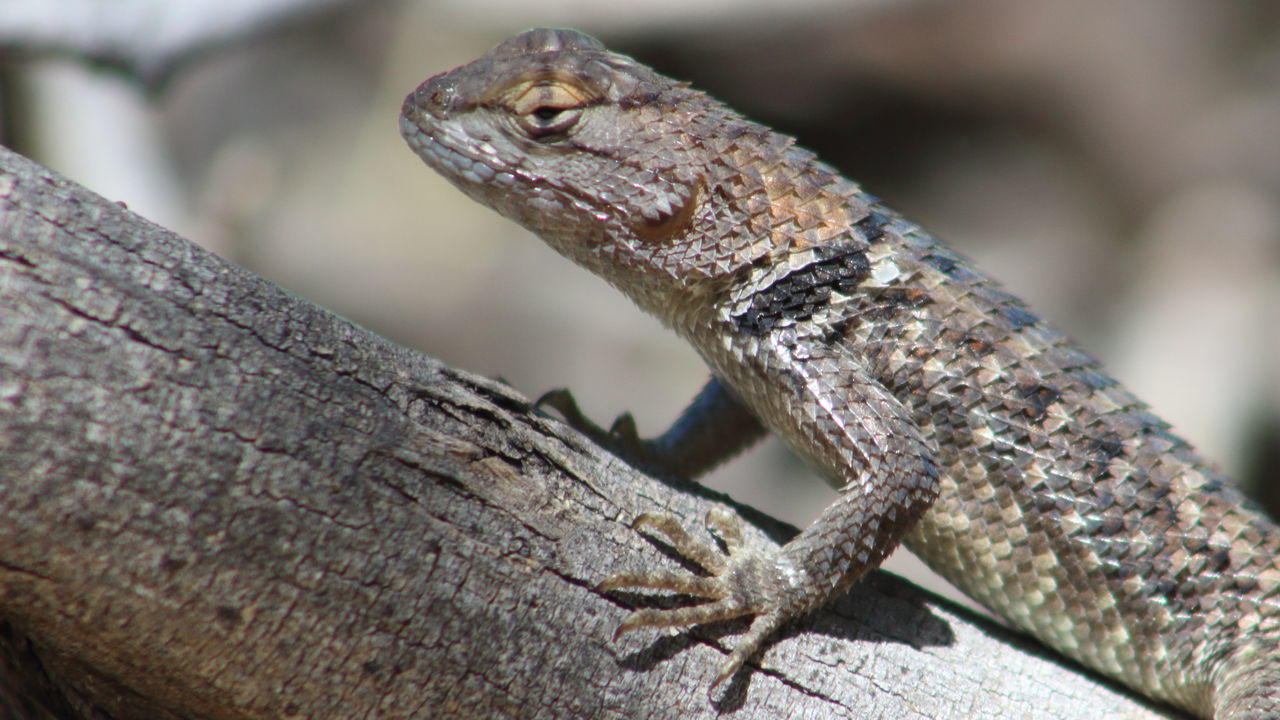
(535, 388, 654, 467)
(599, 508, 792, 686)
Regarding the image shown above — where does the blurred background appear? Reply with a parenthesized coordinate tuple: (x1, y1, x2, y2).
(3, 0, 1279, 612)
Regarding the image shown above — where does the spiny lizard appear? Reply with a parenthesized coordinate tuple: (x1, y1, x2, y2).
(400, 27, 1280, 718)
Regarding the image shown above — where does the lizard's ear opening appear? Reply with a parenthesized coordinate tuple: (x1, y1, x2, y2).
(633, 177, 703, 245)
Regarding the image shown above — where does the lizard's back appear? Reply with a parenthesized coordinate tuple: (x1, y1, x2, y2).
(828, 195, 1280, 713)
(681, 113, 1280, 713)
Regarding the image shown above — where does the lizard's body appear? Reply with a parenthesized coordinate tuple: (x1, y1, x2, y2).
(401, 28, 1280, 718)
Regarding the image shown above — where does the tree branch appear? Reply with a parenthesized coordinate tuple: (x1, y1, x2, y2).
(0, 146, 1179, 719)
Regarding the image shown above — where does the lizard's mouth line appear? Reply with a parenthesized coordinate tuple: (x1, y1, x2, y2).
(401, 116, 614, 232)
(402, 122, 512, 189)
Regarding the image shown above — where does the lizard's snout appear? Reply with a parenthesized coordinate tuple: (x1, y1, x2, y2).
(403, 75, 456, 123)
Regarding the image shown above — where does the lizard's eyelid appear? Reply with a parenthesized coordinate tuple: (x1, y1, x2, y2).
(518, 106, 583, 139)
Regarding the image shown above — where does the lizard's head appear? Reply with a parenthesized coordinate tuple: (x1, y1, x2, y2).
(401, 28, 776, 320)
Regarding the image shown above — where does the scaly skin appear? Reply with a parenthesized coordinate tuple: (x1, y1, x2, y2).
(400, 28, 1280, 717)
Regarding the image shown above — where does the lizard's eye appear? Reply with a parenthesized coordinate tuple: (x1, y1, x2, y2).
(520, 105, 582, 138)
(510, 80, 589, 140)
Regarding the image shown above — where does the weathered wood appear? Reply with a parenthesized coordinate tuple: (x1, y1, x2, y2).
(0, 146, 1178, 719)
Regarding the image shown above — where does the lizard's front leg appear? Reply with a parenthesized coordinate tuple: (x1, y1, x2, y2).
(599, 362, 940, 686)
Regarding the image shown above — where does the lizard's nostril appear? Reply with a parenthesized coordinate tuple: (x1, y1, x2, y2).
(411, 77, 455, 116)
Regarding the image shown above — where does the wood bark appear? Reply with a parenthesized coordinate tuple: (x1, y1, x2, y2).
(0, 146, 1182, 719)
(0, 0, 368, 88)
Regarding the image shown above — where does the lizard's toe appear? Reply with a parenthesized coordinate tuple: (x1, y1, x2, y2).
(602, 509, 797, 685)
(536, 389, 660, 469)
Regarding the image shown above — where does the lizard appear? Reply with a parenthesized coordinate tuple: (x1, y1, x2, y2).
(399, 27, 1280, 718)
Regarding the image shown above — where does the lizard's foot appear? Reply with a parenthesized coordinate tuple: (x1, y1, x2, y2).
(599, 508, 794, 686)
(536, 388, 656, 468)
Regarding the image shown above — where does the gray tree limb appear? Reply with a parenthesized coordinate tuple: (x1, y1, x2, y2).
(0, 146, 1179, 719)
(0, 0, 370, 88)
